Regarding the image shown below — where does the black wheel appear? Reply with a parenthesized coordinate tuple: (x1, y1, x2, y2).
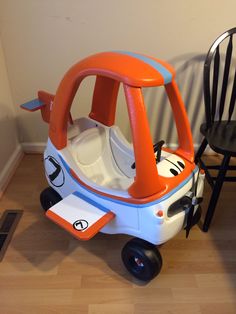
(121, 238, 162, 281)
(40, 187, 62, 211)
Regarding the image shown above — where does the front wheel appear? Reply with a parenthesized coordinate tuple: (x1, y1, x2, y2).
(121, 238, 162, 281)
(40, 187, 62, 211)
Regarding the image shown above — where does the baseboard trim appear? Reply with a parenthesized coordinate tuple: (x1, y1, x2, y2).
(0, 145, 24, 198)
(21, 142, 46, 154)
(21, 141, 216, 155)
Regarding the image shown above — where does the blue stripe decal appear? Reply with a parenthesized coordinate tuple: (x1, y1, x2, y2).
(114, 51, 172, 84)
(73, 191, 110, 213)
(58, 154, 198, 208)
(20, 99, 44, 111)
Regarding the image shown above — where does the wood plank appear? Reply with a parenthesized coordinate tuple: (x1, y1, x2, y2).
(172, 287, 236, 303)
(134, 303, 201, 314)
(200, 303, 236, 314)
(89, 304, 134, 314)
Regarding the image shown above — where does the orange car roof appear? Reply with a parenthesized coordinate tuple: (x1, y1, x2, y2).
(69, 51, 175, 87)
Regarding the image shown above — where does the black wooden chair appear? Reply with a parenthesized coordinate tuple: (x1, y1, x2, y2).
(195, 27, 236, 232)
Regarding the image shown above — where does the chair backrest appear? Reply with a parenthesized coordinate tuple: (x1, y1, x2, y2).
(204, 27, 236, 129)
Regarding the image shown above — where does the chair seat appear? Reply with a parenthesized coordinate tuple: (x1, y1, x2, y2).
(200, 120, 236, 156)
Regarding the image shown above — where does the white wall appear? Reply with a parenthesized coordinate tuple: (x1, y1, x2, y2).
(0, 0, 236, 149)
(0, 35, 22, 194)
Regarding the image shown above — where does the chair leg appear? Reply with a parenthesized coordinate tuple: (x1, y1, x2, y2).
(195, 138, 208, 163)
(202, 155, 231, 232)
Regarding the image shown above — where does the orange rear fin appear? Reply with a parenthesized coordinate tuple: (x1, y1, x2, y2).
(38, 91, 55, 123)
(21, 91, 73, 125)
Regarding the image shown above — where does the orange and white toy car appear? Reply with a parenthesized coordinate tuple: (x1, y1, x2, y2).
(21, 51, 204, 281)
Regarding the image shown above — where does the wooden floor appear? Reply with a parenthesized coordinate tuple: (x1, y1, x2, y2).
(0, 154, 236, 314)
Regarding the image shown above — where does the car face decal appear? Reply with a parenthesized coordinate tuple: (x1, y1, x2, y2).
(157, 154, 185, 178)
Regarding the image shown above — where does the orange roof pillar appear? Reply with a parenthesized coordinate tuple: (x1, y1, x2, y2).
(89, 76, 120, 126)
(124, 84, 165, 198)
(165, 81, 194, 162)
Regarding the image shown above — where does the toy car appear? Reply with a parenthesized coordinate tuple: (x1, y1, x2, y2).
(21, 51, 205, 281)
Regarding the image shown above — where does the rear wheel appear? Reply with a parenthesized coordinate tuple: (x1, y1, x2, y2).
(40, 187, 62, 211)
(121, 238, 162, 281)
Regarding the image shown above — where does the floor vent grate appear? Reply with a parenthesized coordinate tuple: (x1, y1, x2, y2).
(0, 210, 23, 261)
